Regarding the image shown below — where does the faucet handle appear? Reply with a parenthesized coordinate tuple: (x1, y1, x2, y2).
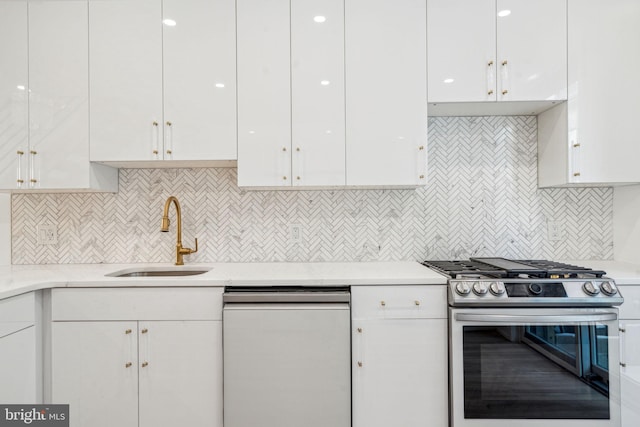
(185, 238, 198, 254)
(178, 238, 198, 257)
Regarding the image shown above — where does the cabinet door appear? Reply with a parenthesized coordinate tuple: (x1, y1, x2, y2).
(28, 0, 89, 189)
(0, 0, 28, 189)
(51, 321, 138, 427)
(162, 0, 236, 162)
(345, 0, 427, 187)
(427, 0, 496, 103)
(497, 0, 567, 102)
(0, 326, 36, 403)
(138, 321, 222, 427)
(620, 320, 640, 427)
(352, 318, 448, 427)
(291, 0, 345, 186)
(89, 0, 163, 162)
(567, 0, 640, 184)
(237, 0, 291, 187)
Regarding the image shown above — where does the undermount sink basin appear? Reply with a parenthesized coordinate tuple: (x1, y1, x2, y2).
(106, 267, 211, 278)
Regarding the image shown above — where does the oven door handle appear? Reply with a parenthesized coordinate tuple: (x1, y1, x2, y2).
(454, 313, 617, 323)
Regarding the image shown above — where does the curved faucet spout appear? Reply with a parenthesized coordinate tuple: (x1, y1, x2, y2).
(160, 196, 197, 265)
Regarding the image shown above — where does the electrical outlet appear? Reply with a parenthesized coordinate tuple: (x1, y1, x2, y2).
(289, 224, 302, 244)
(37, 224, 58, 245)
(547, 221, 562, 241)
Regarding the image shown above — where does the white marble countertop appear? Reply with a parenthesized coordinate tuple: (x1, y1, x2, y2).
(0, 261, 448, 300)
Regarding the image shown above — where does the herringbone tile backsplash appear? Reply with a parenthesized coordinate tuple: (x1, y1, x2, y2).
(11, 116, 614, 264)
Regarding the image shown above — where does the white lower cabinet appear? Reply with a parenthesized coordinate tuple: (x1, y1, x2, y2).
(50, 288, 222, 427)
(52, 321, 138, 427)
(619, 286, 640, 427)
(0, 292, 38, 403)
(351, 286, 448, 427)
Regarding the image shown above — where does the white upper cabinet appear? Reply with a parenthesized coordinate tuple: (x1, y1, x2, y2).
(428, 0, 567, 116)
(237, 0, 292, 187)
(89, 0, 163, 164)
(162, 0, 236, 163)
(238, 0, 426, 188)
(0, 0, 117, 192)
(345, 0, 428, 187)
(427, 0, 495, 104)
(538, 0, 640, 187)
(0, 0, 28, 190)
(291, 0, 345, 187)
(237, 0, 346, 188)
(496, 0, 567, 103)
(89, 0, 236, 166)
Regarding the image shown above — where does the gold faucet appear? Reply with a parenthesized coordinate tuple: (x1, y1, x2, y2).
(160, 196, 198, 265)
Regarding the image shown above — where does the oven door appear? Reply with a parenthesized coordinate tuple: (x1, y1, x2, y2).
(450, 307, 621, 427)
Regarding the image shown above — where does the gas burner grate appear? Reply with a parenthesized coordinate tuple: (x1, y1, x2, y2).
(423, 258, 607, 279)
(513, 259, 606, 279)
(422, 260, 508, 279)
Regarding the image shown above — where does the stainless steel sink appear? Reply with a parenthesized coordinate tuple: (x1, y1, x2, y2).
(106, 267, 211, 278)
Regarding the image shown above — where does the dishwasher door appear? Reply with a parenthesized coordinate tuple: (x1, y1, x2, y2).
(223, 292, 350, 427)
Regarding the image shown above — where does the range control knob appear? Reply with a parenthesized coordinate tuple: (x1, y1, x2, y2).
(600, 281, 618, 296)
(528, 283, 543, 295)
(489, 282, 506, 296)
(455, 282, 471, 296)
(583, 281, 600, 296)
(472, 282, 488, 296)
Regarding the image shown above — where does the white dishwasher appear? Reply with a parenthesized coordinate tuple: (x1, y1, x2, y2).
(223, 286, 351, 427)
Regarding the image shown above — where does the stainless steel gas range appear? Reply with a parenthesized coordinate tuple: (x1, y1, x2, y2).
(423, 257, 624, 427)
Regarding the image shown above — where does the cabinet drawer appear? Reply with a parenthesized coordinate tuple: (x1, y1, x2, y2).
(0, 292, 36, 338)
(619, 286, 640, 320)
(51, 287, 223, 321)
(351, 286, 447, 320)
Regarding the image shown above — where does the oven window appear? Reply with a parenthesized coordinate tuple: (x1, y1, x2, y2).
(463, 324, 610, 419)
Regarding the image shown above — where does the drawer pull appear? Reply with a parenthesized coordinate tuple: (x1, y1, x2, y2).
(414, 300, 420, 306)
(141, 328, 148, 334)
(357, 327, 363, 333)
(357, 361, 363, 367)
(621, 362, 627, 367)
(125, 329, 132, 334)
(125, 362, 132, 368)
(142, 362, 149, 368)
(380, 301, 386, 307)
(620, 327, 626, 333)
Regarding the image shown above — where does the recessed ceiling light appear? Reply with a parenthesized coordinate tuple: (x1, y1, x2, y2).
(320, 80, 330, 86)
(215, 83, 225, 88)
(162, 19, 177, 26)
(313, 16, 326, 23)
(444, 78, 455, 84)
(497, 10, 511, 17)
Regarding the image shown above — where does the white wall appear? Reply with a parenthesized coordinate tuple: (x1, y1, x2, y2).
(614, 185, 640, 264)
(0, 194, 10, 265)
